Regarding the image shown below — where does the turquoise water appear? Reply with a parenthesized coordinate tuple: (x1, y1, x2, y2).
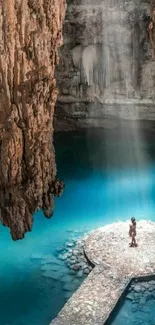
(1, 128, 155, 324)
(106, 277, 155, 325)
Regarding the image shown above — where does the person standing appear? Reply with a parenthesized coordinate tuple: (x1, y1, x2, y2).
(129, 217, 137, 247)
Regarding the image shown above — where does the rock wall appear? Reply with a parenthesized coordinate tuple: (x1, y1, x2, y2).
(0, 0, 66, 240)
(54, 0, 155, 131)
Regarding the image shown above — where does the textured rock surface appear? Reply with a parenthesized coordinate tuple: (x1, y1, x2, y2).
(84, 220, 155, 274)
(0, 0, 66, 240)
(51, 221, 155, 325)
(54, 0, 155, 130)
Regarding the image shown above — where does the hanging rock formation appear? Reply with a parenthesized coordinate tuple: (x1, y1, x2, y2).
(54, 0, 155, 131)
(0, 0, 66, 240)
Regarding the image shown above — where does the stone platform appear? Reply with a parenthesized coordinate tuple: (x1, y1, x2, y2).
(50, 221, 155, 325)
(85, 220, 155, 276)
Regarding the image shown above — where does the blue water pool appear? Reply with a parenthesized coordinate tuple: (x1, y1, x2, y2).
(106, 277, 155, 325)
(1, 128, 155, 325)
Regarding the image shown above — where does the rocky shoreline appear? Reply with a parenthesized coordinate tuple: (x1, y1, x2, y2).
(57, 235, 93, 277)
(31, 230, 93, 302)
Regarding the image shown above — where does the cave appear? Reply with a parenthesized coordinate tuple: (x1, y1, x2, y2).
(1, 0, 155, 325)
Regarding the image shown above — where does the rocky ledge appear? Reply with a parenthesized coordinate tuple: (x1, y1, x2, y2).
(50, 220, 155, 325)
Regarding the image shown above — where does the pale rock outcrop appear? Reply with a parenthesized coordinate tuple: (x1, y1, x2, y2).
(54, 0, 155, 131)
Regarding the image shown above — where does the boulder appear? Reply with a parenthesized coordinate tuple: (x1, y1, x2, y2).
(60, 275, 74, 283)
(83, 268, 90, 275)
(56, 246, 66, 253)
(76, 270, 84, 278)
(58, 253, 68, 261)
(42, 270, 63, 280)
(72, 264, 80, 271)
(41, 263, 61, 272)
(63, 283, 78, 291)
(41, 255, 63, 265)
(66, 242, 75, 248)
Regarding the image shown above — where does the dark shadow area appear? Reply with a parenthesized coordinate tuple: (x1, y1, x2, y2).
(54, 127, 155, 180)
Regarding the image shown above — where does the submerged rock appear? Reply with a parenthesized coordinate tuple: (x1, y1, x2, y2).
(72, 279, 81, 286)
(56, 247, 66, 253)
(41, 264, 61, 272)
(83, 268, 90, 275)
(72, 250, 79, 256)
(59, 266, 70, 275)
(58, 253, 68, 261)
(41, 255, 63, 266)
(126, 292, 134, 301)
(72, 264, 80, 271)
(69, 270, 77, 275)
(63, 283, 78, 291)
(63, 291, 74, 299)
(133, 284, 142, 293)
(59, 233, 93, 279)
(60, 275, 73, 283)
(66, 242, 75, 248)
(69, 260, 77, 265)
(76, 270, 84, 278)
(139, 296, 147, 305)
(43, 270, 64, 280)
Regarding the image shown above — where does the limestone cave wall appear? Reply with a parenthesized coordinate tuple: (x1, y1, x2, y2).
(54, 0, 155, 131)
(0, 0, 66, 240)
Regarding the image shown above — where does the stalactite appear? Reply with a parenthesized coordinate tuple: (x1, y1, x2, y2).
(0, 0, 66, 240)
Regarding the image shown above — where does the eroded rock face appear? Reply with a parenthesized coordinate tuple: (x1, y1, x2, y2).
(54, 0, 155, 131)
(0, 0, 66, 240)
